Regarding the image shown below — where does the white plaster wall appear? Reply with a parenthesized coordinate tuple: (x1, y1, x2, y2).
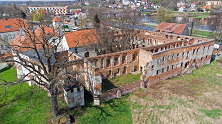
(214, 44, 220, 48)
(53, 22, 63, 34)
(0, 63, 8, 70)
(12, 51, 36, 86)
(0, 31, 20, 42)
(69, 47, 97, 58)
(0, 31, 20, 54)
(145, 42, 214, 79)
(51, 37, 69, 52)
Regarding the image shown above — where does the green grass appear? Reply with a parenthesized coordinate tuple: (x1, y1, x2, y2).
(189, 12, 210, 16)
(0, 66, 135, 124)
(142, 12, 152, 15)
(1, 60, 222, 123)
(173, 12, 210, 16)
(141, 23, 157, 28)
(0, 66, 17, 82)
(0, 66, 53, 124)
(201, 109, 222, 119)
(75, 95, 132, 124)
(189, 29, 214, 38)
(102, 73, 142, 91)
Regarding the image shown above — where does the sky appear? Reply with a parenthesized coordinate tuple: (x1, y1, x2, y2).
(0, 0, 72, 1)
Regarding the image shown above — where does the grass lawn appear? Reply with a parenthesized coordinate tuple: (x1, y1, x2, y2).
(1, 59, 222, 123)
(0, 66, 54, 124)
(189, 29, 215, 38)
(142, 12, 152, 15)
(0, 66, 134, 124)
(173, 12, 210, 16)
(73, 93, 133, 124)
(102, 73, 142, 91)
(141, 23, 157, 28)
(190, 29, 222, 43)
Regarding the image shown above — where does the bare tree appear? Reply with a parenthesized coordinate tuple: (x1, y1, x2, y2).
(207, 11, 222, 39)
(86, 8, 144, 54)
(4, 6, 17, 17)
(0, 5, 5, 18)
(0, 10, 83, 117)
(154, 7, 174, 23)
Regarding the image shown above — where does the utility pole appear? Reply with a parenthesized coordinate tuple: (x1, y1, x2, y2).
(190, 21, 194, 36)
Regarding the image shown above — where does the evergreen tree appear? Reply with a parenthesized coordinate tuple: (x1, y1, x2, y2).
(94, 13, 100, 24)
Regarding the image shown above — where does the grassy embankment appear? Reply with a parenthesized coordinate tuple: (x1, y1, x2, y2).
(0, 66, 137, 124)
(141, 23, 157, 28)
(190, 29, 213, 38)
(130, 59, 222, 123)
(189, 29, 222, 43)
(142, 12, 153, 15)
(1, 58, 222, 123)
(0, 66, 54, 124)
(173, 12, 210, 18)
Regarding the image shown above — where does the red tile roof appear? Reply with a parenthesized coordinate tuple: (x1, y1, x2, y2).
(64, 29, 97, 48)
(0, 52, 12, 58)
(75, 10, 81, 15)
(0, 18, 28, 33)
(192, 1, 199, 4)
(203, 5, 211, 9)
(53, 17, 61, 22)
(154, 22, 187, 35)
(10, 26, 57, 52)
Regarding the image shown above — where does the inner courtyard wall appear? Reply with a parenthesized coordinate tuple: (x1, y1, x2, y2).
(64, 30, 215, 103)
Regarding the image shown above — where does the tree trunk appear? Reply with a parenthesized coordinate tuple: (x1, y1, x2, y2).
(51, 89, 59, 117)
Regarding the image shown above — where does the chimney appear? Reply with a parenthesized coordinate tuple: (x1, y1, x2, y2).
(20, 28, 26, 39)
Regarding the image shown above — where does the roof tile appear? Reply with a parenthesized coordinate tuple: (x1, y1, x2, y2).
(65, 29, 97, 48)
(154, 22, 187, 35)
(0, 18, 28, 33)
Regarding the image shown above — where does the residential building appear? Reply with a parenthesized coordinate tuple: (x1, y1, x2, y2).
(122, 0, 130, 5)
(177, 1, 187, 7)
(202, 5, 211, 12)
(28, 6, 68, 15)
(62, 30, 98, 58)
(53, 16, 63, 34)
(206, 1, 222, 6)
(190, 1, 199, 11)
(85, 1, 90, 6)
(0, 18, 28, 54)
(151, 4, 161, 9)
(179, 6, 187, 12)
(141, 0, 147, 5)
(10, 26, 59, 86)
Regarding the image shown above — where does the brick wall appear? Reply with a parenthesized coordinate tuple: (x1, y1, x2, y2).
(64, 30, 215, 103)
